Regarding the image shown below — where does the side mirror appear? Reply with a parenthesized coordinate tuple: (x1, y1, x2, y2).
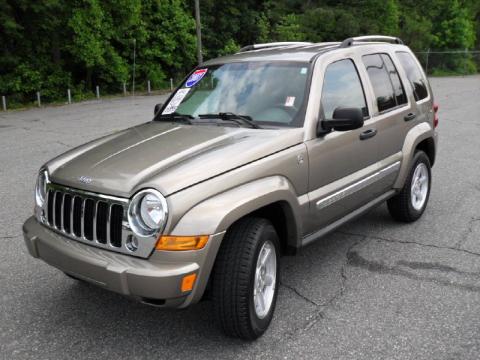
(321, 107, 364, 132)
(154, 103, 164, 115)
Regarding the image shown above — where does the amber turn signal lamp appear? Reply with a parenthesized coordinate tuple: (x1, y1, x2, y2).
(156, 235, 209, 251)
(181, 273, 197, 292)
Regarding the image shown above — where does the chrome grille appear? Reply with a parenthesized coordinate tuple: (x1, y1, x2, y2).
(42, 183, 131, 254)
(35, 182, 161, 258)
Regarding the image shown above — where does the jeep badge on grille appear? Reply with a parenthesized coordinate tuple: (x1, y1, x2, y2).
(78, 176, 92, 184)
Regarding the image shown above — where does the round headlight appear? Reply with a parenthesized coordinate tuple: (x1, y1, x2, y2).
(128, 189, 168, 237)
(35, 170, 48, 207)
(140, 193, 166, 229)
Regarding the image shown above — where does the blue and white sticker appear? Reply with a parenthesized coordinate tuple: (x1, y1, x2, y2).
(185, 68, 208, 87)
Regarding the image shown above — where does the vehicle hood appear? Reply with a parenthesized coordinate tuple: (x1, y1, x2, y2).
(48, 121, 304, 198)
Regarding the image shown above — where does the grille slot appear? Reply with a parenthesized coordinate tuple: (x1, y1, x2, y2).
(47, 190, 54, 225)
(110, 204, 123, 247)
(72, 196, 83, 237)
(96, 201, 109, 243)
(54, 191, 63, 229)
(63, 194, 72, 233)
(83, 199, 95, 240)
(45, 190, 125, 247)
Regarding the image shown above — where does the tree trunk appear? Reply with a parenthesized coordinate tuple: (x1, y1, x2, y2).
(86, 67, 93, 91)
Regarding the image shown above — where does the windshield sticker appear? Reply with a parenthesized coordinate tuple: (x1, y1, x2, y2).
(285, 96, 296, 107)
(300, 67, 308, 75)
(162, 88, 191, 114)
(185, 68, 208, 87)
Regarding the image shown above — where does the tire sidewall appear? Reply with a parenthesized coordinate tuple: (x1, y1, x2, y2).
(406, 151, 432, 218)
(247, 224, 280, 335)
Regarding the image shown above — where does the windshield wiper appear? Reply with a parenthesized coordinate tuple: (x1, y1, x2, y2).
(199, 112, 262, 129)
(156, 112, 195, 124)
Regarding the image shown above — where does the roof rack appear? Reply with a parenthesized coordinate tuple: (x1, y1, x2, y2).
(340, 35, 403, 48)
(238, 42, 313, 53)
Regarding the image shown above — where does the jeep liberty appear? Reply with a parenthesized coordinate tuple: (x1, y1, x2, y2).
(23, 35, 438, 340)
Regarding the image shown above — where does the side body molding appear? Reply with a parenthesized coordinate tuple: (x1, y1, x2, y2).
(394, 121, 435, 189)
(170, 176, 303, 248)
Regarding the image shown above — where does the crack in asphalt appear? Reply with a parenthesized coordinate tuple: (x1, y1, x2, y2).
(55, 140, 73, 148)
(337, 230, 480, 257)
(281, 228, 480, 337)
(280, 237, 366, 338)
(454, 217, 480, 249)
(280, 282, 321, 307)
(0, 235, 21, 239)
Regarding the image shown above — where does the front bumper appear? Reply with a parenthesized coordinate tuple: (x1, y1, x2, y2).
(23, 216, 224, 308)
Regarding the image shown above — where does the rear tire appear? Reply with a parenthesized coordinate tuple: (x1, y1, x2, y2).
(387, 151, 431, 222)
(212, 217, 280, 340)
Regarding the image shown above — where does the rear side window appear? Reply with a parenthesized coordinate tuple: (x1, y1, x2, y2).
(396, 51, 429, 101)
(321, 59, 368, 119)
(362, 54, 407, 112)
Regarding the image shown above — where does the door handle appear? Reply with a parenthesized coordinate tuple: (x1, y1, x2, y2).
(359, 129, 377, 140)
(404, 113, 416, 121)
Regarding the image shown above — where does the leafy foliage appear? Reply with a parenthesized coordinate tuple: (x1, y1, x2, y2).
(0, 0, 478, 104)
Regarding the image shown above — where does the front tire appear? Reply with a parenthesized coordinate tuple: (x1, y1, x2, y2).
(388, 150, 431, 222)
(212, 217, 280, 340)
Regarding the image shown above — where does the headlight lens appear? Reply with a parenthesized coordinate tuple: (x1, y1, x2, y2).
(128, 189, 168, 237)
(140, 193, 166, 229)
(35, 170, 48, 207)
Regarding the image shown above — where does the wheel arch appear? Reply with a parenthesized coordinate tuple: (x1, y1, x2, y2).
(415, 136, 436, 166)
(394, 122, 436, 189)
(171, 176, 303, 305)
(170, 176, 303, 251)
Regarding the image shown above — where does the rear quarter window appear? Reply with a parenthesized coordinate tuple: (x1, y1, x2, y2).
(396, 52, 429, 101)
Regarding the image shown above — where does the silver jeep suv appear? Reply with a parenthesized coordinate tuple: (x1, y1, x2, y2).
(23, 35, 438, 340)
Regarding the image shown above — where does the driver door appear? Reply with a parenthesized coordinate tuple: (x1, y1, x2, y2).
(304, 58, 385, 235)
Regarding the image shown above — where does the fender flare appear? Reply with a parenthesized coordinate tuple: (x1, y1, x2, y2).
(170, 176, 303, 249)
(394, 122, 435, 189)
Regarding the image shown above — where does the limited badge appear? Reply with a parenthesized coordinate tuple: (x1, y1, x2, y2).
(185, 68, 208, 87)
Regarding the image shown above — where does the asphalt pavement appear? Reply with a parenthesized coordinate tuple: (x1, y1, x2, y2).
(1, 76, 479, 359)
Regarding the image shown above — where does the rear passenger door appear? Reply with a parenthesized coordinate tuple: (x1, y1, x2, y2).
(361, 53, 413, 160)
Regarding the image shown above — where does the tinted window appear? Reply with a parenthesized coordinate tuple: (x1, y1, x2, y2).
(321, 59, 368, 119)
(381, 54, 407, 106)
(363, 54, 407, 112)
(396, 51, 429, 101)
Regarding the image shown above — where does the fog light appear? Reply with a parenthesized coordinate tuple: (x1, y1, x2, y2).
(126, 235, 139, 252)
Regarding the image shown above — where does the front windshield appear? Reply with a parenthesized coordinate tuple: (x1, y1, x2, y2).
(159, 61, 311, 127)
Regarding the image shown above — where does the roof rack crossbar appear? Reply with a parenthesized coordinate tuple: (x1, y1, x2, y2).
(238, 42, 313, 53)
(340, 35, 403, 48)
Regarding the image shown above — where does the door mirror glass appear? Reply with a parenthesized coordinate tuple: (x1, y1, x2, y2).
(322, 107, 364, 132)
(154, 103, 163, 115)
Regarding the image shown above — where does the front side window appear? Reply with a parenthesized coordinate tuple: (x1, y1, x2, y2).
(363, 53, 407, 112)
(158, 61, 311, 127)
(396, 51, 429, 101)
(320, 59, 368, 119)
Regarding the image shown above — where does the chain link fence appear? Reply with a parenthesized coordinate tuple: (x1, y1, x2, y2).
(415, 50, 480, 76)
(1, 50, 479, 111)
